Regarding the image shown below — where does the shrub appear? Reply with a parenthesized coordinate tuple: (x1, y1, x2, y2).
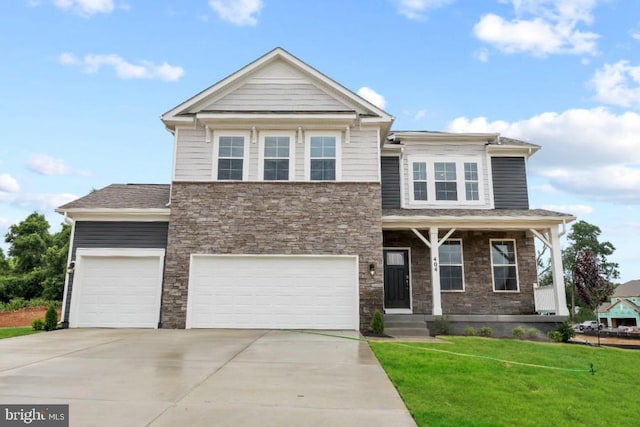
(432, 315, 451, 335)
(6, 297, 28, 311)
(464, 327, 477, 336)
(547, 331, 563, 342)
(32, 318, 45, 331)
(479, 326, 492, 337)
(44, 305, 58, 331)
(370, 309, 384, 334)
(548, 321, 575, 343)
(526, 327, 541, 340)
(512, 326, 525, 339)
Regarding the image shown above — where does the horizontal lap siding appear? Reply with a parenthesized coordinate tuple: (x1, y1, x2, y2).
(210, 83, 350, 111)
(381, 156, 401, 208)
(342, 128, 379, 181)
(174, 127, 212, 181)
(491, 157, 529, 209)
(64, 221, 169, 324)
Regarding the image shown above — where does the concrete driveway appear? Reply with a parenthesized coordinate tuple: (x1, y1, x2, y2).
(0, 329, 416, 426)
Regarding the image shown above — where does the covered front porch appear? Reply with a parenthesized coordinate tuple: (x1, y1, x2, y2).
(381, 209, 574, 335)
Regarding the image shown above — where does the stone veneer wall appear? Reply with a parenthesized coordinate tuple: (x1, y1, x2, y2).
(383, 230, 537, 315)
(161, 182, 384, 330)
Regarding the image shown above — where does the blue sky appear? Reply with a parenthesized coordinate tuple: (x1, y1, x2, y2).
(0, 0, 638, 282)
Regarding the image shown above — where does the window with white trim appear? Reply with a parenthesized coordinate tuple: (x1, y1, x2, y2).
(412, 162, 428, 200)
(306, 132, 341, 181)
(217, 136, 246, 180)
(491, 240, 519, 291)
(408, 157, 482, 204)
(262, 135, 292, 181)
(464, 162, 479, 200)
(439, 240, 464, 291)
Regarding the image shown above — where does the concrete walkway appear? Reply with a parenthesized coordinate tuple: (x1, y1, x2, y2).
(0, 329, 416, 426)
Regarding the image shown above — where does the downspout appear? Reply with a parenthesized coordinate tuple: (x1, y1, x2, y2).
(60, 212, 75, 328)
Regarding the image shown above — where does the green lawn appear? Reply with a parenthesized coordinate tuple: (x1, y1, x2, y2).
(0, 327, 40, 340)
(370, 337, 636, 427)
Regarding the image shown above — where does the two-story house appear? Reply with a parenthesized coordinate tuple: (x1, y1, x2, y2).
(56, 48, 573, 335)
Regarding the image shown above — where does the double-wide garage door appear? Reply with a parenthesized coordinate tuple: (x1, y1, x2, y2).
(187, 255, 359, 330)
(69, 249, 165, 328)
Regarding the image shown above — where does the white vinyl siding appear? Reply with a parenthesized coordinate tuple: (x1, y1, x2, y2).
(402, 142, 491, 209)
(173, 127, 212, 181)
(341, 128, 380, 181)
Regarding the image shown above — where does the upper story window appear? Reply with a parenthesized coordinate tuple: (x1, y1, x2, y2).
(306, 132, 341, 181)
(439, 239, 464, 291)
(409, 157, 483, 204)
(217, 135, 246, 180)
(259, 132, 294, 181)
(491, 239, 519, 292)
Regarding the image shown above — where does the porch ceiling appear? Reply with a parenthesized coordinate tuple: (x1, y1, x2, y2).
(382, 208, 575, 230)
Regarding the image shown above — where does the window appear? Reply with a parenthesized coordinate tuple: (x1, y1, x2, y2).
(263, 136, 291, 180)
(491, 240, 519, 291)
(434, 162, 457, 200)
(464, 162, 479, 200)
(308, 134, 339, 181)
(439, 240, 464, 291)
(413, 162, 427, 200)
(217, 136, 245, 180)
(409, 157, 482, 204)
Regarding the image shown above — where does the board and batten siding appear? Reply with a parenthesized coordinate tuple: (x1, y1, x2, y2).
(63, 221, 169, 324)
(381, 156, 401, 208)
(491, 157, 529, 209)
(401, 142, 492, 209)
(173, 126, 380, 182)
(174, 127, 212, 181)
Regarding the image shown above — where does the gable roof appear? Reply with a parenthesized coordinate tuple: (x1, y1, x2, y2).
(56, 184, 170, 212)
(612, 280, 640, 297)
(161, 47, 394, 130)
(598, 298, 640, 314)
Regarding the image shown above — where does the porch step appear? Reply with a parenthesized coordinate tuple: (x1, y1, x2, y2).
(384, 314, 430, 337)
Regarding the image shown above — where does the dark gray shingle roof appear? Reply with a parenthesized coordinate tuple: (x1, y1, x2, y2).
(57, 184, 170, 210)
(612, 280, 640, 297)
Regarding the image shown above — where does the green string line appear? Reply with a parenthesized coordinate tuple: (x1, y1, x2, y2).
(283, 329, 595, 375)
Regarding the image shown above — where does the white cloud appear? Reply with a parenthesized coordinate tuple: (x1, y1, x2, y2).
(395, 0, 455, 20)
(0, 174, 20, 193)
(474, 48, 489, 63)
(0, 192, 78, 211)
(53, 0, 114, 16)
(27, 154, 70, 176)
(209, 0, 263, 26)
(531, 184, 557, 193)
(58, 53, 184, 81)
(413, 109, 427, 120)
(357, 87, 387, 109)
(590, 61, 640, 108)
(473, 0, 599, 57)
(448, 107, 640, 204)
(539, 204, 593, 216)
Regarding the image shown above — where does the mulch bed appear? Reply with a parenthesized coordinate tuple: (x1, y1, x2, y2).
(0, 307, 60, 328)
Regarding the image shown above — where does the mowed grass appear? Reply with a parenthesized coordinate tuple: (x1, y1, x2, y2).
(370, 337, 636, 427)
(0, 327, 40, 340)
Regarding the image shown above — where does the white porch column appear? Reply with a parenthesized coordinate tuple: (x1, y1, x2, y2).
(430, 227, 442, 316)
(549, 226, 570, 316)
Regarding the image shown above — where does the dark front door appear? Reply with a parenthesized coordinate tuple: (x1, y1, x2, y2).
(384, 249, 410, 309)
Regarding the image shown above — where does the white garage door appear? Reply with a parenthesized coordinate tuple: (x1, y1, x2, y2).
(187, 255, 359, 330)
(70, 249, 165, 328)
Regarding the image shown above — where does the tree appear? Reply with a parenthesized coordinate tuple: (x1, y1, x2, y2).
(562, 220, 620, 315)
(5, 213, 52, 274)
(41, 224, 70, 300)
(0, 248, 9, 274)
(573, 249, 614, 311)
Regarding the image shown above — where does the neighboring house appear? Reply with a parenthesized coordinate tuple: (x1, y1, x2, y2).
(56, 48, 574, 334)
(597, 280, 640, 328)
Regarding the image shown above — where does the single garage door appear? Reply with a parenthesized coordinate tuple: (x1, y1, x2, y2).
(187, 255, 359, 329)
(70, 249, 165, 328)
